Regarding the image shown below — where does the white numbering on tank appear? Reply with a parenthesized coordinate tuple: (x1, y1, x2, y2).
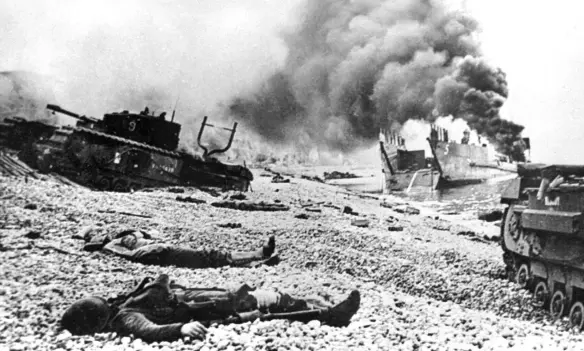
(544, 196, 560, 206)
(128, 120, 136, 132)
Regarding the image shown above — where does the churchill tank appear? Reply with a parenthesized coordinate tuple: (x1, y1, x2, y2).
(1, 104, 253, 192)
(501, 164, 584, 329)
(0, 116, 58, 164)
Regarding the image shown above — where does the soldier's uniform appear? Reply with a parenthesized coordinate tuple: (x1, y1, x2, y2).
(83, 228, 278, 268)
(61, 274, 361, 342)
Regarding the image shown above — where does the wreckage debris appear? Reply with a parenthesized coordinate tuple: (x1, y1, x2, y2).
(166, 187, 186, 193)
(393, 205, 421, 215)
(477, 209, 503, 222)
(197, 187, 222, 197)
(295, 213, 309, 219)
(24, 230, 42, 239)
(217, 222, 243, 229)
(0, 153, 82, 187)
(96, 209, 153, 219)
(432, 224, 451, 231)
(0, 153, 39, 178)
(323, 171, 359, 180)
(227, 192, 247, 201)
(351, 218, 370, 227)
(301, 175, 324, 183)
(387, 225, 404, 232)
(342, 206, 359, 216)
(271, 174, 291, 183)
(301, 201, 324, 208)
(176, 195, 207, 204)
(386, 215, 399, 224)
(210, 200, 290, 212)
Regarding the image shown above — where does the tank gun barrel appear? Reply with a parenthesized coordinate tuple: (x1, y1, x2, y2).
(46, 104, 81, 119)
(46, 104, 99, 123)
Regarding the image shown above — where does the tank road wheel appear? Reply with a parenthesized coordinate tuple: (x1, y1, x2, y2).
(569, 302, 584, 331)
(96, 176, 112, 191)
(36, 153, 54, 174)
(128, 183, 141, 193)
(533, 281, 550, 309)
(515, 264, 531, 289)
(549, 290, 567, 319)
(112, 179, 129, 192)
(78, 169, 94, 185)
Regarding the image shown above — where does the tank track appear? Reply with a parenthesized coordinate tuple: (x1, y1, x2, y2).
(502, 204, 584, 330)
(34, 126, 183, 192)
(499, 207, 517, 281)
(35, 126, 251, 192)
(75, 126, 181, 157)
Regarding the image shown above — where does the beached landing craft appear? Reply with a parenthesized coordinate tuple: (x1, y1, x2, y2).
(0, 105, 253, 191)
(501, 164, 584, 330)
(379, 125, 521, 193)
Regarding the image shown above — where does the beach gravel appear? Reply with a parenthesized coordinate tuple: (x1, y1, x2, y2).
(1, 170, 583, 350)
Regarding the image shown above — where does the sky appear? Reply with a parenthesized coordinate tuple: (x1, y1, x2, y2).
(465, 0, 584, 164)
(1, 0, 582, 164)
(0, 0, 295, 115)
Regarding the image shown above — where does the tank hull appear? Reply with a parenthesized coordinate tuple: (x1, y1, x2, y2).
(45, 127, 252, 191)
(1, 120, 252, 192)
(501, 181, 584, 328)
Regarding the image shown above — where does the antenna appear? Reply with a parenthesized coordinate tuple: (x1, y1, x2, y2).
(171, 95, 180, 122)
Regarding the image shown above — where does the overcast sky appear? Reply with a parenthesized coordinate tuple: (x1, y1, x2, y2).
(466, 0, 584, 164)
(1, 0, 582, 164)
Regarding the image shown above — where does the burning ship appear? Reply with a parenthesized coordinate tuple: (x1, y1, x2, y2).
(380, 125, 526, 193)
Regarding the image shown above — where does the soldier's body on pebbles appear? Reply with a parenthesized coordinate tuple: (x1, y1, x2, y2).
(61, 274, 361, 341)
(83, 228, 279, 268)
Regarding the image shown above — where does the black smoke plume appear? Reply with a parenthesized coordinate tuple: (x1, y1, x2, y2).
(229, 0, 526, 160)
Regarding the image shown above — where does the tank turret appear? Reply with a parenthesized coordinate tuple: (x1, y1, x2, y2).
(103, 109, 180, 151)
(47, 104, 181, 151)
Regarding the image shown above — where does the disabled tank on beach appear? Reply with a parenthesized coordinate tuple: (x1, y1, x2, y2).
(1, 104, 253, 192)
(500, 164, 584, 329)
(0, 116, 58, 164)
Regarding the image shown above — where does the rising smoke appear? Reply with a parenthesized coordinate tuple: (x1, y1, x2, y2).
(0, 0, 525, 163)
(0, 71, 56, 121)
(229, 0, 526, 161)
(0, 0, 293, 122)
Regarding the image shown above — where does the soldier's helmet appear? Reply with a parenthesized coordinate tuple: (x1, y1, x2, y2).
(61, 296, 112, 335)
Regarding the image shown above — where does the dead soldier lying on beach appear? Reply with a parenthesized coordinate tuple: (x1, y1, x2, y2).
(61, 274, 361, 342)
(82, 228, 278, 268)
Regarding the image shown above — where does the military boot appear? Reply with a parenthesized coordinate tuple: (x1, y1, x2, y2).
(318, 290, 360, 327)
(228, 236, 276, 266)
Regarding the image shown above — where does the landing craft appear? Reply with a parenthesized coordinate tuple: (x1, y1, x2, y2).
(379, 125, 523, 193)
(500, 164, 584, 330)
(0, 104, 253, 192)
